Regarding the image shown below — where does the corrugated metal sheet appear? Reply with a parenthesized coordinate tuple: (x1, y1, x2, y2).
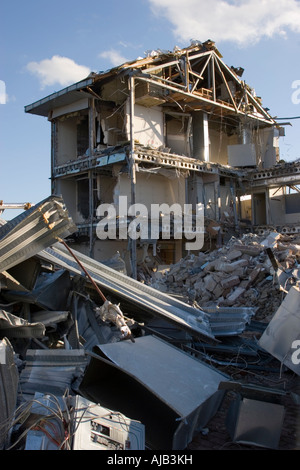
(0, 195, 77, 274)
(37, 242, 216, 343)
(19, 349, 88, 399)
(203, 306, 255, 336)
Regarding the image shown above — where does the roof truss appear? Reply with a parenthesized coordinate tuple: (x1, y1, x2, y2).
(136, 49, 274, 126)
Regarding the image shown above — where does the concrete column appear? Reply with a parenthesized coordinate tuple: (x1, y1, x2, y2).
(192, 111, 210, 162)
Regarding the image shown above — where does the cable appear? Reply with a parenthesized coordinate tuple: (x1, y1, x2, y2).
(275, 116, 300, 120)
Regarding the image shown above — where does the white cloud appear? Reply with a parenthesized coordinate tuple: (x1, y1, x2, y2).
(98, 49, 129, 67)
(148, 0, 300, 46)
(26, 55, 91, 89)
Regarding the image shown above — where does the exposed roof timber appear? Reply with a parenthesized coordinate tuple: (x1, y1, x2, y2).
(24, 43, 275, 127)
(135, 75, 274, 125)
(135, 50, 275, 125)
(213, 56, 238, 113)
(212, 53, 274, 122)
(142, 50, 213, 75)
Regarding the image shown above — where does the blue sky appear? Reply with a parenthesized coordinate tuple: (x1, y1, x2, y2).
(1, 0, 300, 219)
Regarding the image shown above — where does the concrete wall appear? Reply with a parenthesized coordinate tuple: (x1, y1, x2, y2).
(115, 171, 186, 211)
(132, 104, 165, 148)
(269, 192, 300, 225)
(56, 117, 77, 164)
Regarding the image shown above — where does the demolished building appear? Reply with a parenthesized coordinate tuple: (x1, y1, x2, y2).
(0, 40, 299, 452)
(24, 40, 300, 278)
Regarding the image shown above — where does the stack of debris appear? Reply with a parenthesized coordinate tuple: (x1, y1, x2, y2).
(0, 195, 299, 452)
(151, 231, 300, 322)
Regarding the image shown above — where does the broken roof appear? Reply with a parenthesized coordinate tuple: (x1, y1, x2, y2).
(25, 40, 276, 127)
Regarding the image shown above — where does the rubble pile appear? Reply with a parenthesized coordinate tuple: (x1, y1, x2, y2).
(151, 231, 300, 322)
(0, 197, 299, 452)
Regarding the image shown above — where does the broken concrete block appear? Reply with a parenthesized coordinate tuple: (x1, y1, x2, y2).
(226, 249, 242, 261)
(225, 287, 246, 305)
(218, 259, 248, 274)
(221, 275, 240, 290)
(203, 260, 217, 273)
(204, 274, 217, 292)
(194, 280, 205, 293)
(261, 232, 281, 248)
(212, 283, 224, 298)
(234, 244, 263, 257)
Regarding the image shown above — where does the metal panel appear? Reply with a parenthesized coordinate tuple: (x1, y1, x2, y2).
(19, 349, 88, 399)
(226, 396, 285, 449)
(37, 243, 216, 343)
(0, 310, 45, 339)
(203, 306, 255, 336)
(79, 335, 228, 449)
(0, 338, 19, 449)
(3, 269, 72, 311)
(0, 195, 77, 274)
(258, 286, 300, 375)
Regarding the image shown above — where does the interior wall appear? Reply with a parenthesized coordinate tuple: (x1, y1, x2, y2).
(56, 118, 77, 164)
(116, 171, 186, 211)
(255, 127, 279, 169)
(166, 116, 189, 156)
(132, 104, 164, 148)
(208, 129, 229, 165)
(269, 192, 300, 225)
(55, 178, 84, 223)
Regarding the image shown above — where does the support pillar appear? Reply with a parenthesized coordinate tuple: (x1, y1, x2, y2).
(129, 75, 137, 279)
(192, 111, 210, 162)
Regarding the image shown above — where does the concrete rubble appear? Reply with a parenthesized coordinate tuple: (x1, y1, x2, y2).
(0, 198, 299, 451)
(150, 231, 300, 322)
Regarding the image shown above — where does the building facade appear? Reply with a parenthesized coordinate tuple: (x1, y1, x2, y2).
(25, 41, 300, 277)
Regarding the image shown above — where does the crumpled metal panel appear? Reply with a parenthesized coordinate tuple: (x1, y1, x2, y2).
(0, 310, 46, 339)
(37, 243, 216, 343)
(3, 269, 72, 311)
(79, 335, 228, 450)
(0, 195, 77, 273)
(203, 306, 256, 336)
(0, 338, 19, 449)
(258, 286, 300, 376)
(19, 349, 88, 399)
